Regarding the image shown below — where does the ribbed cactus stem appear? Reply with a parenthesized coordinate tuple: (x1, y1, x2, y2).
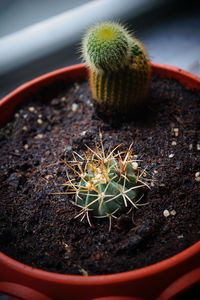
(63, 140, 150, 230)
(82, 21, 151, 112)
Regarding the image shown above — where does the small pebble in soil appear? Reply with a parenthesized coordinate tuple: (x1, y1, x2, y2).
(195, 172, 200, 182)
(37, 119, 43, 125)
(71, 103, 78, 112)
(177, 234, 184, 239)
(79, 268, 88, 276)
(197, 144, 200, 151)
(189, 144, 193, 150)
(171, 141, 177, 146)
(45, 175, 53, 180)
(173, 128, 179, 136)
(163, 210, 170, 217)
(62, 243, 72, 259)
(34, 134, 44, 139)
(23, 144, 29, 150)
(163, 209, 176, 217)
(80, 131, 87, 136)
(23, 114, 28, 119)
(28, 106, 36, 112)
(168, 153, 174, 158)
(170, 210, 176, 216)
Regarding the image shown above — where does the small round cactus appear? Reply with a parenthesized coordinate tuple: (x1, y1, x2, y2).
(62, 139, 150, 230)
(81, 21, 151, 112)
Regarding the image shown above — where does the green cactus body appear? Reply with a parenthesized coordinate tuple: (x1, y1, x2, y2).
(82, 22, 151, 112)
(63, 141, 149, 229)
(76, 159, 140, 217)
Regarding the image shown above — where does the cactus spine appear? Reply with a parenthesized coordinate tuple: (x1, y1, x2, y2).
(82, 21, 151, 112)
(63, 140, 150, 230)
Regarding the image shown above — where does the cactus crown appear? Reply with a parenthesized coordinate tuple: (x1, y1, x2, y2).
(82, 21, 131, 72)
(62, 138, 150, 230)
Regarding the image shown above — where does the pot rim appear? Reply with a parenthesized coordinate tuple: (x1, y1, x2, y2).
(1, 242, 200, 284)
(0, 62, 200, 284)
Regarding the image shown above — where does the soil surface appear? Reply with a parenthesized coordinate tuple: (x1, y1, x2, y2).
(0, 75, 200, 275)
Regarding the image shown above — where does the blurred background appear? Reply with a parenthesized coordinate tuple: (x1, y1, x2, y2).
(0, 0, 200, 98)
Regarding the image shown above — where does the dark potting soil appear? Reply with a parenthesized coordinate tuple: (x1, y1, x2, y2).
(0, 75, 200, 276)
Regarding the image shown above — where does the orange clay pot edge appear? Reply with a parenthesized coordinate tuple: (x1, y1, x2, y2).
(0, 242, 200, 285)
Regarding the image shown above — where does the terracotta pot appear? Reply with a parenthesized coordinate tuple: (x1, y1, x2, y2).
(0, 63, 200, 300)
(156, 267, 200, 300)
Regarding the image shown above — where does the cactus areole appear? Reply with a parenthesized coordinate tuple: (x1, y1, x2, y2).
(82, 21, 151, 112)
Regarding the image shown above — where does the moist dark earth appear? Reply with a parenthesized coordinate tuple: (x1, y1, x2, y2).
(0, 75, 200, 275)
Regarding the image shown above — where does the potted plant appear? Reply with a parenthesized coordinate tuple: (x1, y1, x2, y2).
(0, 22, 199, 300)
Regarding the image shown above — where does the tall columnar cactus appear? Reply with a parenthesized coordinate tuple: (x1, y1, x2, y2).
(82, 21, 151, 112)
(63, 140, 150, 230)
